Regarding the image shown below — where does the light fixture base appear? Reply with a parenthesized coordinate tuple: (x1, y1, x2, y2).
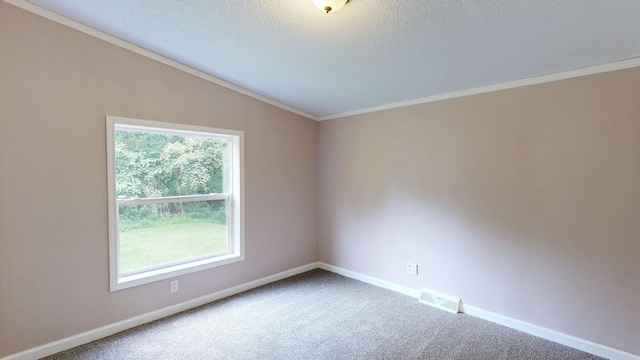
(313, 0, 349, 14)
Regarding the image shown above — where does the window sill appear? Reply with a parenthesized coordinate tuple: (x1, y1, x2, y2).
(111, 253, 244, 292)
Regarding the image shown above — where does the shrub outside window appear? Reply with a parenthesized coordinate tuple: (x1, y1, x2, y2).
(106, 116, 244, 291)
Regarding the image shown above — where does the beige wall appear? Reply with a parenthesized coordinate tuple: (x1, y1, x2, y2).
(0, 3, 317, 356)
(2, 0, 640, 357)
(318, 68, 640, 354)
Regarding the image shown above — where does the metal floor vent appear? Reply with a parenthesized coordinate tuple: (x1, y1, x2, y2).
(419, 288, 462, 314)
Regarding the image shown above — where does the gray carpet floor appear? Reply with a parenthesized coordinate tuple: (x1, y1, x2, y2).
(43, 269, 604, 359)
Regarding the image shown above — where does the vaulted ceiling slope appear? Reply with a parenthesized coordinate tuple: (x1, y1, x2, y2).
(11, 0, 640, 119)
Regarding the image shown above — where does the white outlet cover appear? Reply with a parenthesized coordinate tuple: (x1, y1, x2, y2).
(407, 263, 418, 275)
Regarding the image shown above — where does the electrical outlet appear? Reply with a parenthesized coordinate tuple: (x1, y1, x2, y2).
(170, 280, 179, 293)
(407, 263, 418, 275)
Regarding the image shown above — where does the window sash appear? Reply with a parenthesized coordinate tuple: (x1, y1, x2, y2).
(116, 196, 234, 276)
(116, 193, 230, 206)
(120, 250, 232, 277)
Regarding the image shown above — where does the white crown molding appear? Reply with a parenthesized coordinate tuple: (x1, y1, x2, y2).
(5, 1, 640, 123)
(3, 0, 318, 121)
(317, 57, 640, 121)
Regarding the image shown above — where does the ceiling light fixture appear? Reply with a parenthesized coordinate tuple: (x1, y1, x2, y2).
(312, 0, 349, 13)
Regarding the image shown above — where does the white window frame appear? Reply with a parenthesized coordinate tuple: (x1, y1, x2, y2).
(106, 116, 244, 292)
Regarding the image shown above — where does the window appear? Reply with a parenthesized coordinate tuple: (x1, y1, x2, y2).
(106, 116, 244, 291)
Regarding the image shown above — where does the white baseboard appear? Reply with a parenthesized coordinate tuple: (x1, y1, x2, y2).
(318, 262, 640, 360)
(318, 262, 421, 298)
(462, 305, 640, 360)
(0, 263, 319, 360)
(4, 262, 638, 360)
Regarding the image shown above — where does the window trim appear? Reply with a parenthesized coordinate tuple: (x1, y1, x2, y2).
(106, 116, 244, 292)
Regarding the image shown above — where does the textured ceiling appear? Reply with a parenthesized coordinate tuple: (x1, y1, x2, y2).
(20, 0, 640, 118)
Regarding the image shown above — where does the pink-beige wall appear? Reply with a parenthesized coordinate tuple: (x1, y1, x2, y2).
(0, 3, 317, 357)
(2, 0, 640, 357)
(318, 68, 640, 355)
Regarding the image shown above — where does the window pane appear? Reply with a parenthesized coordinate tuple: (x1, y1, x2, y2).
(118, 200, 228, 274)
(114, 129, 229, 198)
